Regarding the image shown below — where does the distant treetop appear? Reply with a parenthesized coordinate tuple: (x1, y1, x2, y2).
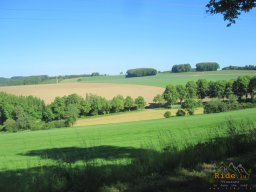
(222, 65, 256, 70)
(171, 64, 191, 73)
(126, 68, 157, 78)
(196, 62, 220, 71)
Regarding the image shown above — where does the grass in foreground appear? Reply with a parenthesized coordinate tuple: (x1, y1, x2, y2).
(61, 70, 256, 87)
(0, 108, 256, 171)
(0, 116, 256, 192)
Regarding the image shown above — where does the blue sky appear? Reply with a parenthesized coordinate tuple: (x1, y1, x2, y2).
(1, 0, 256, 77)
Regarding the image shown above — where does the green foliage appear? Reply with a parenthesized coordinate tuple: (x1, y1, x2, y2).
(176, 109, 186, 116)
(50, 97, 66, 120)
(111, 95, 125, 113)
(134, 96, 146, 110)
(196, 62, 220, 71)
(126, 68, 157, 78)
(232, 76, 250, 99)
(224, 80, 234, 99)
(204, 100, 256, 114)
(163, 84, 178, 107)
(64, 104, 80, 126)
(176, 85, 187, 103)
(206, 0, 256, 26)
(153, 94, 164, 106)
(222, 65, 256, 70)
(171, 64, 191, 73)
(249, 76, 256, 99)
(181, 99, 198, 115)
(3, 119, 16, 132)
(163, 111, 172, 118)
(124, 96, 134, 111)
(185, 81, 197, 99)
(196, 79, 208, 99)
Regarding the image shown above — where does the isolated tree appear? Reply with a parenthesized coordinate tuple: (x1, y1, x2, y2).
(176, 85, 187, 103)
(232, 76, 250, 100)
(249, 76, 256, 99)
(124, 96, 134, 111)
(135, 96, 146, 110)
(196, 79, 208, 99)
(163, 84, 178, 107)
(185, 81, 197, 99)
(206, 0, 256, 26)
(153, 94, 165, 106)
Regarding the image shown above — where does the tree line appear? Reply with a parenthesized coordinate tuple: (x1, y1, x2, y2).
(222, 65, 256, 70)
(154, 75, 256, 115)
(170, 62, 220, 73)
(0, 93, 146, 132)
(0, 73, 103, 86)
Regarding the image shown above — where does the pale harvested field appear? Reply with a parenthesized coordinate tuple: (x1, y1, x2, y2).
(0, 83, 164, 104)
(75, 108, 204, 127)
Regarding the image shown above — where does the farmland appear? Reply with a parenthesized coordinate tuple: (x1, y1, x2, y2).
(0, 83, 164, 104)
(62, 70, 256, 87)
(0, 70, 256, 191)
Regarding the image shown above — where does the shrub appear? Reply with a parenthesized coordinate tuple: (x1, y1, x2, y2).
(176, 109, 186, 116)
(3, 118, 16, 132)
(203, 100, 227, 114)
(164, 111, 172, 118)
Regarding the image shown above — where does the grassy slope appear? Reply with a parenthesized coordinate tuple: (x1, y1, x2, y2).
(0, 108, 256, 170)
(61, 70, 256, 87)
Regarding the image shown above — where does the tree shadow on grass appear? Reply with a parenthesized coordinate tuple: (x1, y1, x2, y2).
(1, 131, 256, 192)
(22, 145, 154, 163)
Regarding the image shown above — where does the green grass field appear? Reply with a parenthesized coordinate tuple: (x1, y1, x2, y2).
(61, 70, 256, 87)
(0, 108, 256, 171)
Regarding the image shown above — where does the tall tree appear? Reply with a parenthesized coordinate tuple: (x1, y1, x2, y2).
(232, 76, 250, 100)
(134, 96, 146, 110)
(249, 76, 256, 99)
(196, 79, 208, 99)
(176, 85, 187, 103)
(124, 96, 134, 111)
(185, 81, 197, 99)
(163, 84, 178, 107)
